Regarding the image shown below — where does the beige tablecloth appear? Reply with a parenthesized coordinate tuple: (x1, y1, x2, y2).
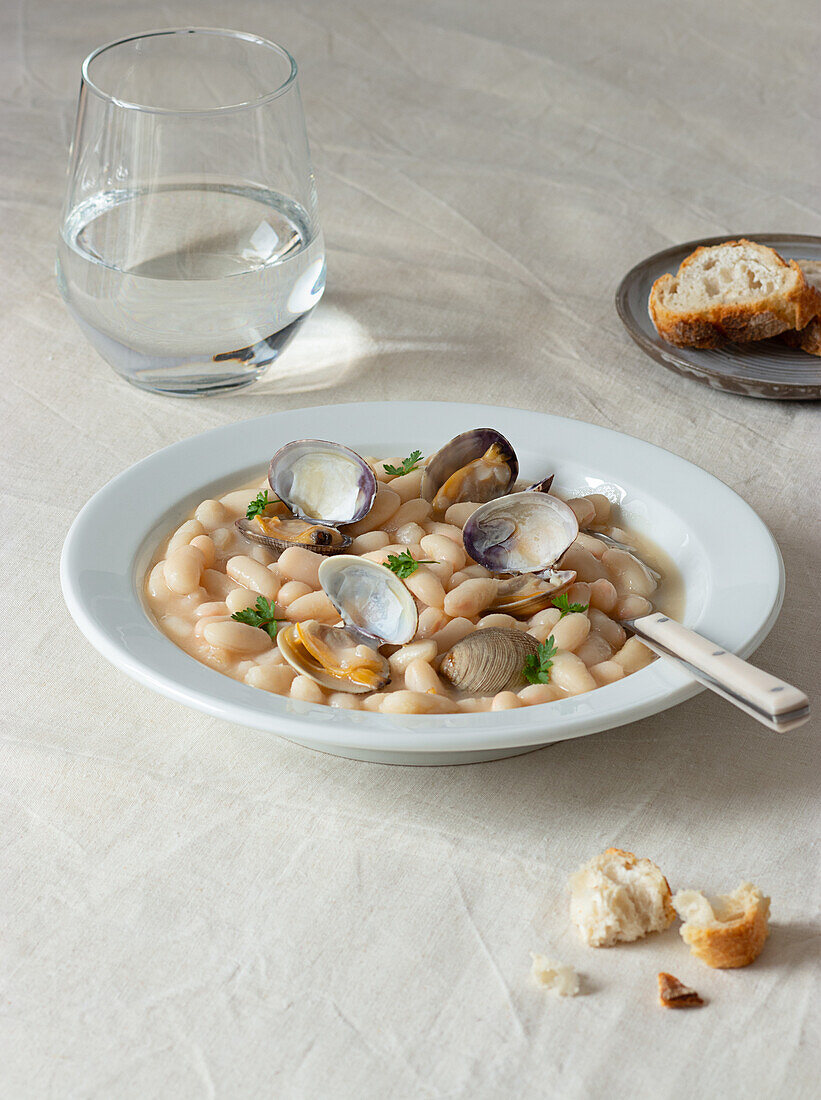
(1, 1, 819, 1096)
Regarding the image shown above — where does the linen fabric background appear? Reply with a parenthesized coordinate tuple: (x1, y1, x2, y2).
(1, 1, 819, 1097)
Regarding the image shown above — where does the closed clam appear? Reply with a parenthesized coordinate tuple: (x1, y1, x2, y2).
(440, 628, 540, 695)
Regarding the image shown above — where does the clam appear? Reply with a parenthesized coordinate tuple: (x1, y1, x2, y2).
(268, 439, 377, 525)
(525, 475, 554, 494)
(277, 555, 418, 693)
(462, 490, 579, 618)
(462, 491, 578, 574)
(235, 515, 351, 555)
(440, 629, 540, 695)
(421, 429, 518, 515)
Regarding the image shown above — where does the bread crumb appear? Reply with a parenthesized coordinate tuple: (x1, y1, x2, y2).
(658, 972, 704, 1008)
(530, 953, 580, 996)
(569, 847, 675, 947)
(673, 882, 770, 968)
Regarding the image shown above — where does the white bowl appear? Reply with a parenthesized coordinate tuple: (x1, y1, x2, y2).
(60, 402, 784, 764)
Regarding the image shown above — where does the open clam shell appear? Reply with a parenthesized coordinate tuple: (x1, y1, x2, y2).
(269, 439, 377, 525)
(462, 491, 578, 575)
(440, 629, 540, 695)
(236, 515, 352, 555)
(490, 569, 577, 618)
(421, 429, 518, 515)
(277, 621, 391, 694)
(318, 555, 418, 645)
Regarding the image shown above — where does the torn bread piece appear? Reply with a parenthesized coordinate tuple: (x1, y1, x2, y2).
(530, 954, 580, 996)
(648, 239, 821, 348)
(673, 882, 770, 968)
(658, 972, 704, 1008)
(782, 260, 821, 356)
(569, 847, 675, 947)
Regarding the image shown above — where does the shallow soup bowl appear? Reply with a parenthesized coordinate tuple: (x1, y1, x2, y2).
(60, 401, 784, 764)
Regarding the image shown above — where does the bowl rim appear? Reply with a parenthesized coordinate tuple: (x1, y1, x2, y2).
(60, 401, 785, 755)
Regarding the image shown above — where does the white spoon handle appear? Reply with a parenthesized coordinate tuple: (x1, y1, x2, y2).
(627, 612, 809, 732)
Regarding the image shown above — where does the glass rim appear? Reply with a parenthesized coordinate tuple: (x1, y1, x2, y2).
(81, 27, 298, 116)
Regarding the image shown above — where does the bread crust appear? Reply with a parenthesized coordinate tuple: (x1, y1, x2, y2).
(649, 239, 821, 348)
(657, 972, 704, 1008)
(674, 884, 770, 969)
(782, 262, 821, 355)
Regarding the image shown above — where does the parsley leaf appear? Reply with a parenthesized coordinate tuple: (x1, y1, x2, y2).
(245, 489, 283, 520)
(383, 450, 424, 477)
(230, 596, 281, 640)
(523, 636, 558, 684)
(383, 550, 435, 579)
(552, 592, 589, 617)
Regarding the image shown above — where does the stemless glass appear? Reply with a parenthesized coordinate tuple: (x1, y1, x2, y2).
(56, 29, 325, 396)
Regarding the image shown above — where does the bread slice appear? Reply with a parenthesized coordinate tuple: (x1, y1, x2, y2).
(569, 847, 675, 947)
(649, 239, 821, 348)
(657, 972, 704, 1008)
(781, 260, 821, 356)
(672, 882, 770, 968)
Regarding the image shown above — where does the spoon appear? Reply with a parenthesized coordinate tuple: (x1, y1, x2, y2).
(586, 533, 810, 732)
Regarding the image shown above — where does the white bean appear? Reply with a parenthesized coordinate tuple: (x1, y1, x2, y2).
(219, 489, 257, 516)
(277, 581, 312, 607)
(550, 612, 590, 652)
(362, 692, 387, 712)
(328, 692, 362, 710)
(459, 564, 491, 579)
(444, 502, 481, 526)
(387, 468, 424, 501)
(194, 614, 231, 638)
(211, 527, 234, 551)
(285, 591, 340, 623)
(202, 568, 235, 601)
(424, 521, 464, 544)
(244, 663, 295, 694)
(491, 691, 523, 711)
(379, 691, 458, 715)
(225, 587, 259, 613)
(589, 579, 618, 612)
(195, 499, 231, 530)
(167, 518, 206, 554)
(477, 613, 522, 631)
(388, 640, 438, 675)
(517, 683, 560, 705)
(277, 546, 322, 588)
(448, 571, 469, 590)
(574, 531, 606, 559)
(249, 545, 276, 566)
(195, 600, 228, 618)
(415, 607, 450, 639)
(290, 676, 326, 703)
(565, 582, 591, 608)
(147, 562, 171, 600)
(394, 522, 427, 546)
(588, 608, 626, 650)
(203, 620, 272, 655)
(420, 533, 467, 571)
(404, 659, 446, 695)
(574, 632, 613, 667)
(226, 555, 279, 600)
(443, 578, 498, 620)
(163, 545, 205, 595)
(561, 545, 608, 582)
(350, 531, 391, 554)
(549, 652, 597, 696)
(189, 534, 216, 569)
(590, 660, 625, 686)
(431, 616, 475, 654)
(612, 637, 655, 674)
(345, 486, 401, 536)
(404, 568, 447, 610)
(384, 498, 433, 532)
(565, 497, 596, 528)
(587, 494, 612, 524)
(602, 548, 657, 598)
(375, 458, 403, 481)
(615, 595, 654, 620)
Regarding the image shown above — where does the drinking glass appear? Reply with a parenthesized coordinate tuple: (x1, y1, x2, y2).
(56, 29, 326, 396)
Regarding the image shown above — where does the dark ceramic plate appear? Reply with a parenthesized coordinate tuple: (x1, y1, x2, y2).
(616, 233, 821, 399)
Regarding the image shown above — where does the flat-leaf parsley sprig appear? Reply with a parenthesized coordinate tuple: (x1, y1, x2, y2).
(552, 592, 589, 617)
(383, 450, 424, 477)
(230, 596, 281, 640)
(246, 489, 283, 520)
(523, 636, 558, 684)
(383, 550, 435, 579)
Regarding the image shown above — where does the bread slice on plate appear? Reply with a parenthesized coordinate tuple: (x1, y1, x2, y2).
(782, 260, 821, 356)
(648, 239, 821, 348)
(672, 882, 770, 968)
